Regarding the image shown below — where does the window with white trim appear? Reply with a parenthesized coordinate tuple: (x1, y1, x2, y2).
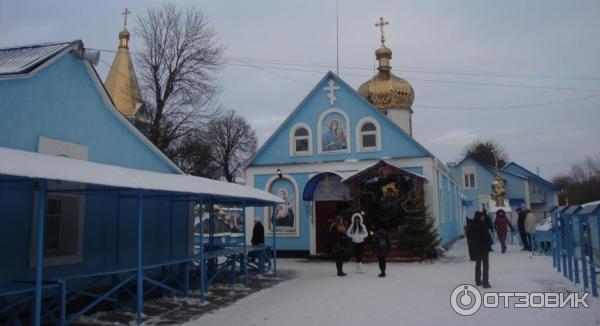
(43, 194, 82, 257)
(290, 124, 312, 156)
(462, 166, 476, 189)
(31, 137, 87, 266)
(356, 118, 381, 152)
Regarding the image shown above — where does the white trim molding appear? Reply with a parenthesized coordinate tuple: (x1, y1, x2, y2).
(289, 122, 313, 156)
(355, 117, 382, 152)
(317, 108, 351, 155)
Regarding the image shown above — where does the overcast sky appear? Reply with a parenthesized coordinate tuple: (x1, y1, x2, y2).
(2, 0, 599, 180)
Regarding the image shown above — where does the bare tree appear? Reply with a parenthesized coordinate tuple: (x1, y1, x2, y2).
(462, 139, 508, 168)
(206, 110, 258, 182)
(165, 130, 220, 179)
(135, 3, 223, 150)
(553, 153, 600, 205)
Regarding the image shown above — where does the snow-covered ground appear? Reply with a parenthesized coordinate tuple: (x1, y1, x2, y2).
(184, 239, 600, 326)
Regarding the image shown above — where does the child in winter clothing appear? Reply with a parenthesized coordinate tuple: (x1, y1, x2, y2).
(346, 213, 368, 273)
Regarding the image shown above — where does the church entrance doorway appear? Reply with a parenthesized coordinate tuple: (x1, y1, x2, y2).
(303, 172, 351, 255)
(315, 200, 350, 254)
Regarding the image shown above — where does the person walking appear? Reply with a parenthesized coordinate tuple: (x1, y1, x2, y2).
(330, 216, 348, 276)
(374, 223, 391, 278)
(524, 210, 537, 252)
(493, 209, 514, 253)
(467, 211, 492, 288)
(516, 207, 530, 251)
(346, 213, 368, 273)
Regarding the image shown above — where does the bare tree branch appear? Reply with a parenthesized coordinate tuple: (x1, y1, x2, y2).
(135, 3, 223, 151)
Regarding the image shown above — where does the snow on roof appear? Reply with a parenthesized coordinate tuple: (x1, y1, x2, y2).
(0, 41, 77, 75)
(0, 147, 283, 205)
(582, 200, 600, 207)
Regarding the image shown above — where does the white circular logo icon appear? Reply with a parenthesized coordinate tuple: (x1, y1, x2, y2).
(450, 284, 482, 316)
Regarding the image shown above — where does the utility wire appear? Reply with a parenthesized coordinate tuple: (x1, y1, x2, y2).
(226, 62, 600, 93)
(91, 48, 600, 82)
(95, 50, 600, 111)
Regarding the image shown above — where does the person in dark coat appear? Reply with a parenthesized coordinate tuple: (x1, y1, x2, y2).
(330, 216, 348, 276)
(464, 217, 475, 261)
(482, 209, 494, 249)
(374, 224, 391, 277)
(493, 209, 514, 253)
(251, 219, 265, 246)
(467, 211, 492, 288)
(516, 207, 530, 250)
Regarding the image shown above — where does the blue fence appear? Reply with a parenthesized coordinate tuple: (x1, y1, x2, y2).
(551, 204, 600, 297)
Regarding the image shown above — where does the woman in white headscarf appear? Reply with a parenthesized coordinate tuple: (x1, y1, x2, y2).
(346, 213, 368, 273)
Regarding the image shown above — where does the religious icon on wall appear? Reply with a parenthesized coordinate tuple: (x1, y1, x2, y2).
(321, 112, 348, 152)
(268, 178, 297, 234)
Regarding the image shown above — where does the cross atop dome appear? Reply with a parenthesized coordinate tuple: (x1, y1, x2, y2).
(122, 8, 131, 30)
(375, 17, 389, 46)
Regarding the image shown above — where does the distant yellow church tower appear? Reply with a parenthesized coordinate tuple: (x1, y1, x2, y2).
(104, 8, 150, 133)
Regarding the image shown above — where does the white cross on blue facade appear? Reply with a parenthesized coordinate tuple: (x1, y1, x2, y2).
(323, 79, 340, 105)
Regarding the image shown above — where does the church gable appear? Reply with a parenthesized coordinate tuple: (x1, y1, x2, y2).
(250, 71, 432, 166)
(0, 47, 180, 174)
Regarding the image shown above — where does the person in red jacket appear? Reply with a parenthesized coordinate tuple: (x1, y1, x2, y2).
(493, 209, 514, 254)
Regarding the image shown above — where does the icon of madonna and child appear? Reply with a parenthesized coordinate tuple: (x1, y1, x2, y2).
(321, 113, 348, 152)
(269, 179, 296, 233)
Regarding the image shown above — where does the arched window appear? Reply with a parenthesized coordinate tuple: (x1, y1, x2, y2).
(290, 123, 312, 156)
(356, 118, 381, 151)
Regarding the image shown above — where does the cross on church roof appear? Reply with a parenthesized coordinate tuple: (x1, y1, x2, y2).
(375, 17, 389, 46)
(323, 79, 340, 105)
(122, 8, 131, 30)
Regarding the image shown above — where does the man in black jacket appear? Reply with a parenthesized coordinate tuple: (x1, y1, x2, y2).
(251, 219, 265, 246)
(467, 211, 493, 288)
(516, 207, 529, 250)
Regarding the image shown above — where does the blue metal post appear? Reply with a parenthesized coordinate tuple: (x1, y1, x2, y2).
(561, 215, 568, 277)
(136, 191, 144, 325)
(198, 198, 206, 303)
(552, 214, 557, 268)
(556, 215, 562, 273)
(591, 214, 599, 297)
(116, 190, 121, 267)
(567, 216, 574, 282)
(242, 202, 248, 287)
(272, 204, 277, 278)
(579, 215, 589, 289)
(60, 280, 66, 326)
(169, 195, 173, 260)
(34, 179, 47, 326)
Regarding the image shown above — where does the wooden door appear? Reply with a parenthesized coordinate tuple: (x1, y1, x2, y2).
(315, 201, 349, 254)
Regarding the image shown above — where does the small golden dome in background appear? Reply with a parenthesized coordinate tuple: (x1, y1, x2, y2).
(359, 17, 415, 110)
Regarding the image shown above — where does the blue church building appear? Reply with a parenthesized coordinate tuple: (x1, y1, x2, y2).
(448, 157, 559, 221)
(245, 31, 464, 256)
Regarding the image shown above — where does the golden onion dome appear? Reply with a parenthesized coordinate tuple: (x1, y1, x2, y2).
(358, 72, 414, 109)
(358, 45, 415, 109)
(359, 17, 414, 109)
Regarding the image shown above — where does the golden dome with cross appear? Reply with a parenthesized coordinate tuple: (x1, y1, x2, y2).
(358, 17, 415, 109)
